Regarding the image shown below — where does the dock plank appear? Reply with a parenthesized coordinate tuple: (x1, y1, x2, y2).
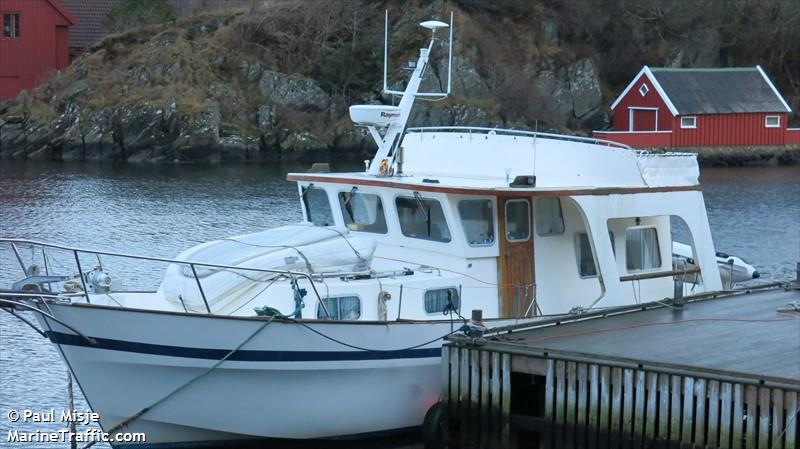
(589, 364, 600, 440)
(670, 375, 682, 442)
(622, 368, 633, 441)
(708, 380, 720, 448)
(694, 378, 706, 447)
(745, 385, 757, 449)
(773, 388, 785, 449)
(599, 365, 611, 441)
(682, 376, 695, 446)
(657, 373, 670, 441)
(784, 391, 797, 449)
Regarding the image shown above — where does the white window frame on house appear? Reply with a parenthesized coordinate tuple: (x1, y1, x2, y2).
(765, 115, 781, 128)
(2, 12, 20, 39)
(628, 107, 659, 132)
(638, 83, 649, 97)
(680, 116, 697, 129)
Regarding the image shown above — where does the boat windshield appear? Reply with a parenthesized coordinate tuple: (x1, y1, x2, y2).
(338, 191, 388, 234)
(303, 186, 334, 226)
(396, 196, 452, 243)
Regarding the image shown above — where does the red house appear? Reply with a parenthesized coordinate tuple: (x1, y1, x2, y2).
(594, 66, 800, 148)
(0, 0, 76, 100)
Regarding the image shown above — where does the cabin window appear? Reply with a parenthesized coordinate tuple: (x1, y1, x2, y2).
(575, 231, 616, 277)
(458, 199, 495, 246)
(505, 199, 531, 242)
(765, 115, 781, 128)
(680, 116, 697, 129)
(338, 191, 387, 234)
(396, 195, 451, 243)
(317, 296, 361, 320)
(638, 83, 649, 96)
(424, 288, 460, 314)
(302, 185, 334, 226)
(626, 227, 662, 271)
(575, 233, 597, 277)
(535, 197, 565, 236)
(3, 13, 19, 38)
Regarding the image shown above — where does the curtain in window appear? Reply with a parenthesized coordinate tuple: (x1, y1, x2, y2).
(626, 228, 661, 270)
(317, 296, 361, 320)
(425, 288, 459, 314)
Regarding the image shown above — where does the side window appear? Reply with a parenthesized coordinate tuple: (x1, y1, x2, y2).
(575, 233, 597, 277)
(3, 14, 20, 38)
(536, 197, 565, 236)
(626, 227, 662, 271)
(317, 296, 361, 320)
(396, 195, 451, 243)
(576, 231, 617, 277)
(458, 199, 495, 246)
(424, 288, 460, 314)
(338, 191, 387, 234)
(303, 186, 333, 226)
(505, 199, 530, 242)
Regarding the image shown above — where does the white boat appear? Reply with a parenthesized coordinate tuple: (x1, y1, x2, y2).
(1, 12, 758, 448)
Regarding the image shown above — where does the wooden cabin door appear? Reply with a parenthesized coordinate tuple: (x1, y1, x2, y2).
(497, 197, 535, 317)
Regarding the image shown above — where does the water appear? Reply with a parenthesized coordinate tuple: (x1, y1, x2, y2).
(1, 161, 798, 447)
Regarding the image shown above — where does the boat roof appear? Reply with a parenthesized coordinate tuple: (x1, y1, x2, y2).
(289, 127, 701, 195)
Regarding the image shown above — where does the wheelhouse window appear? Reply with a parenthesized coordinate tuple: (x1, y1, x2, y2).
(505, 199, 530, 242)
(765, 115, 781, 128)
(575, 233, 597, 277)
(680, 116, 697, 129)
(302, 185, 334, 226)
(574, 231, 616, 277)
(3, 13, 20, 38)
(317, 296, 361, 320)
(638, 83, 649, 97)
(424, 288, 460, 314)
(458, 199, 495, 246)
(396, 195, 451, 243)
(535, 197, 565, 236)
(626, 227, 662, 271)
(338, 190, 387, 234)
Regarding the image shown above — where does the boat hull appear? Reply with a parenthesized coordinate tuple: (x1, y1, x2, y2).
(34, 303, 475, 446)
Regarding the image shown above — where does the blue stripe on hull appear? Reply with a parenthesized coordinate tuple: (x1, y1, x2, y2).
(46, 331, 441, 361)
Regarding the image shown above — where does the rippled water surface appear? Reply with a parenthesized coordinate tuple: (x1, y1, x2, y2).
(1, 161, 798, 447)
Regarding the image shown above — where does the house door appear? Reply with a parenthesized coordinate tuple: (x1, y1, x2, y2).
(631, 108, 657, 131)
(497, 198, 536, 317)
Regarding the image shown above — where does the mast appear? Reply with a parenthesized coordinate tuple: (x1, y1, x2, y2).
(350, 12, 453, 177)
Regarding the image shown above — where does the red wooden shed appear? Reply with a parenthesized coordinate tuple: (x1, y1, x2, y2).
(594, 66, 800, 148)
(0, 0, 76, 100)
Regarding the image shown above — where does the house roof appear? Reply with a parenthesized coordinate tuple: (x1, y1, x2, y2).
(46, 0, 77, 26)
(58, 0, 120, 49)
(611, 66, 792, 115)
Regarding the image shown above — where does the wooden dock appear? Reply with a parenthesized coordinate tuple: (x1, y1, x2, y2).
(440, 285, 800, 449)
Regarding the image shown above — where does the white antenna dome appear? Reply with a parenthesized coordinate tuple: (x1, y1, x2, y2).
(420, 20, 449, 30)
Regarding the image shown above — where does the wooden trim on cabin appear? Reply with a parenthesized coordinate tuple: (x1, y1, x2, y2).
(619, 266, 701, 282)
(287, 174, 701, 197)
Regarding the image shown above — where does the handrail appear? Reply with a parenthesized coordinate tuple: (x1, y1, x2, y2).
(405, 126, 633, 150)
(619, 266, 701, 282)
(0, 238, 332, 318)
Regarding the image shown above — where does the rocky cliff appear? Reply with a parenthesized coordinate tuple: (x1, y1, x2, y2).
(1, 0, 797, 163)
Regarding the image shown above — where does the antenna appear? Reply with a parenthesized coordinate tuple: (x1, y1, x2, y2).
(351, 10, 455, 176)
(383, 11, 453, 98)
